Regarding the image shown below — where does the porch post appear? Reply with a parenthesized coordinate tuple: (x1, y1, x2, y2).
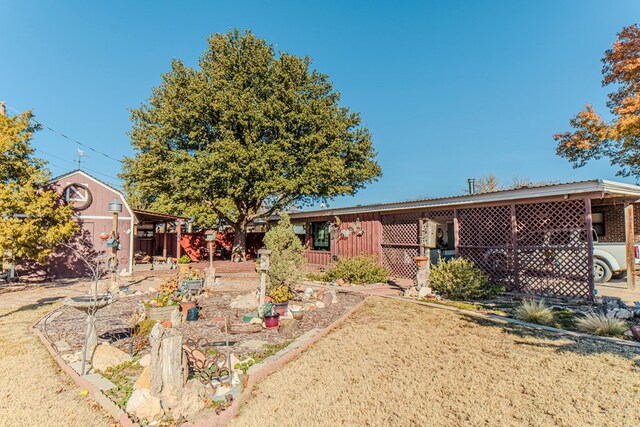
(453, 209, 460, 258)
(418, 218, 424, 257)
(624, 202, 636, 291)
(162, 224, 168, 259)
(510, 204, 519, 290)
(584, 198, 595, 298)
(176, 219, 182, 259)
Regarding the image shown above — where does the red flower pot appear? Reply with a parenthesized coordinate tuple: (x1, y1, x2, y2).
(264, 314, 280, 329)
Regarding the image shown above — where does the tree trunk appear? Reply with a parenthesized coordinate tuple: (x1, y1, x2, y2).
(232, 227, 247, 262)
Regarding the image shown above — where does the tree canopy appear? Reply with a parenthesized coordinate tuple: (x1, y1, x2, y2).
(121, 29, 381, 259)
(0, 109, 77, 265)
(555, 24, 640, 176)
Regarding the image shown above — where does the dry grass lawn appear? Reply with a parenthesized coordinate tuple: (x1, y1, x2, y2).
(234, 297, 640, 427)
(0, 302, 113, 427)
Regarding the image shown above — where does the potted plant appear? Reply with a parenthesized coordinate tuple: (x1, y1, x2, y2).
(262, 303, 279, 329)
(269, 285, 295, 316)
(178, 254, 192, 275)
(414, 256, 429, 268)
(143, 291, 181, 322)
(180, 268, 204, 295)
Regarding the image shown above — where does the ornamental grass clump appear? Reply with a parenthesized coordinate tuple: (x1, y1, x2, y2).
(514, 299, 555, 325)
(263, 212, 305, 293)
(576, 312, 627, 337)
(430, 258, 503, 300)
(323, 256, 388, 285)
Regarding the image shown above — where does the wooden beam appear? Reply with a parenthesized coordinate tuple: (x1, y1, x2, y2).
(624, 202, 636, 290)
(584, 198, 595, 299)
(510, 203, 519, 290)
(176, 219, 182, 259)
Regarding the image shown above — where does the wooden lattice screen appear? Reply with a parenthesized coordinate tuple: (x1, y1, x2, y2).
(381, 210, 453, 279)
(380, 200, 592, 298)
(381, 212, 421, 278)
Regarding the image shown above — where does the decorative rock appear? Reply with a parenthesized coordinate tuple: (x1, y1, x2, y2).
(126, 389, 163, 422)
(170, 308, 182, 327)
(54, 340, 71, 353)
(331, 291, 338, 304)
(61, 353, 80, 364)
(139, 353, 151, 367)
(278, 318, 300, 338)
(336, 278, 345, 286)
(315, 301, 325, 309)
(240, 340, 268, 351)
(249, 317, 262, 324)
(321, 292, 333, 307)
(230, 293, 259, 310)
(91, 343, 132, 372)
(149, 324, 186, 399)
(133, 365, 151, 390)
(418, 287, 432, 299)
(403, 287, 418, 298)
(624, 330, 634, 337)
(616, 309, 632, 319)
(171, 385, 205, 418)
(303, 288, 315, 299)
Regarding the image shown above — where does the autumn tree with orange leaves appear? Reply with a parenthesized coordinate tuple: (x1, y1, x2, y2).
(555, 24, 640, 176)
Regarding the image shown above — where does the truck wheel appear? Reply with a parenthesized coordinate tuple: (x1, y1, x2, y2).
(594, 258, 612, 283)
(612, 271, 627, 280)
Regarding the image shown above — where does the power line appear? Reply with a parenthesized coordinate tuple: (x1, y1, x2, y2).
(35, 148, 122, 182)
(5, 103, 124, 164)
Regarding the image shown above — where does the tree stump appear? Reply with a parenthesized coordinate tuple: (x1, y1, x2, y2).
(149, 323, 186, 398)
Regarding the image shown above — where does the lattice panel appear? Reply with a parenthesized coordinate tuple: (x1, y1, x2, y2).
(423, 209, 454, 221)
(517, 248, 590, 297)
(515, 200, 590, 298)
(458, 206, 512, 247)
(381, 245, 419, 278)
(459, 247, 516, 288)
(381, 212, 420, 245)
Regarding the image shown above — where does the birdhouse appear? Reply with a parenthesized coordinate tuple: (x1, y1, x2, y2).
(258, 249, 272, 271)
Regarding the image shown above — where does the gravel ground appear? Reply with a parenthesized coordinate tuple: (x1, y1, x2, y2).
(40, 288, 364, 359)
(233, 297, 640, 427)
(0, 301, 113, 427)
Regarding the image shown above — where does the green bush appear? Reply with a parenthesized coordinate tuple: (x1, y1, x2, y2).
(430, 258, 503, 300)
(178, 254, 192, 264)
(514, 299, 555, 325)
(263, 212, 305, 292)
(323, 256, 388, 285)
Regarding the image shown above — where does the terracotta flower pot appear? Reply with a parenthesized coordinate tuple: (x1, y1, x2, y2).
(180, 301, 197, 316)
(160, 319, 172, 328)
(414, 256, 429, 268)
(274, 302, 289, 316)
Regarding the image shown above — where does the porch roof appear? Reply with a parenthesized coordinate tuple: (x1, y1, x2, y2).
(287, 179, 640, 219)
(133, 209, 188, 224)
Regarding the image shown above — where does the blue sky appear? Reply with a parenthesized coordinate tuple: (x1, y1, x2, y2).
(2, 0, 639, 209)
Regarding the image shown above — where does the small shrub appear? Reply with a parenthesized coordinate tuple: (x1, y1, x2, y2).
(430, 258, 503, 300)
(269, 285, 295, 303)
(263, 212, 305, 292)
(323, 256, 388, 285)
(178, 254, 192, 264)
(514, 299, 555, 325)
(576, 312, 627, 337)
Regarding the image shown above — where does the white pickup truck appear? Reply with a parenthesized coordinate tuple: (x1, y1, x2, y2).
(593, 234, 640, 283)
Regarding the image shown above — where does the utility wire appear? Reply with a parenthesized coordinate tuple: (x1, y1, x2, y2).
(35, 148, 123, 182)
(5, 103, 124, 164)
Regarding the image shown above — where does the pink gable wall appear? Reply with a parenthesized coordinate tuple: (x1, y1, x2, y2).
(46, 171, 134, 278)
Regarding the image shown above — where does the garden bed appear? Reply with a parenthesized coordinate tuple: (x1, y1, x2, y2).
(37, 288, 365, 362)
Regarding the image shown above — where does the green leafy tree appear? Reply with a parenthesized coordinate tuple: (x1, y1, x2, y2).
(0, 108, 77, 269)
(263, 212, 305, 292)
(121, 29, 381, 260)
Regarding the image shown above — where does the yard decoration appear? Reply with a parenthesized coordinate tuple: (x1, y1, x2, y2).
(121, 29, 381, 262)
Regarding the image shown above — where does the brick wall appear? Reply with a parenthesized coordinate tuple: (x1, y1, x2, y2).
(596, 203, 640, 243)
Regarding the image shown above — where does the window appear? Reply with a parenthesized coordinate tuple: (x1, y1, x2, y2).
(311, 221, 331, 251)
(592, 211, 605, 238)
(293, 222, 307, 245)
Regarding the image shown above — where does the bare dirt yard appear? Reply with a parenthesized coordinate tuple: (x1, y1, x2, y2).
(0, 284, 113, 427)
(233, 297, 640, 427)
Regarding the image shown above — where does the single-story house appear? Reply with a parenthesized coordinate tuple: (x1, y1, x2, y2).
(45, 170, 188, 278)
(284, 180, 640, 300)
